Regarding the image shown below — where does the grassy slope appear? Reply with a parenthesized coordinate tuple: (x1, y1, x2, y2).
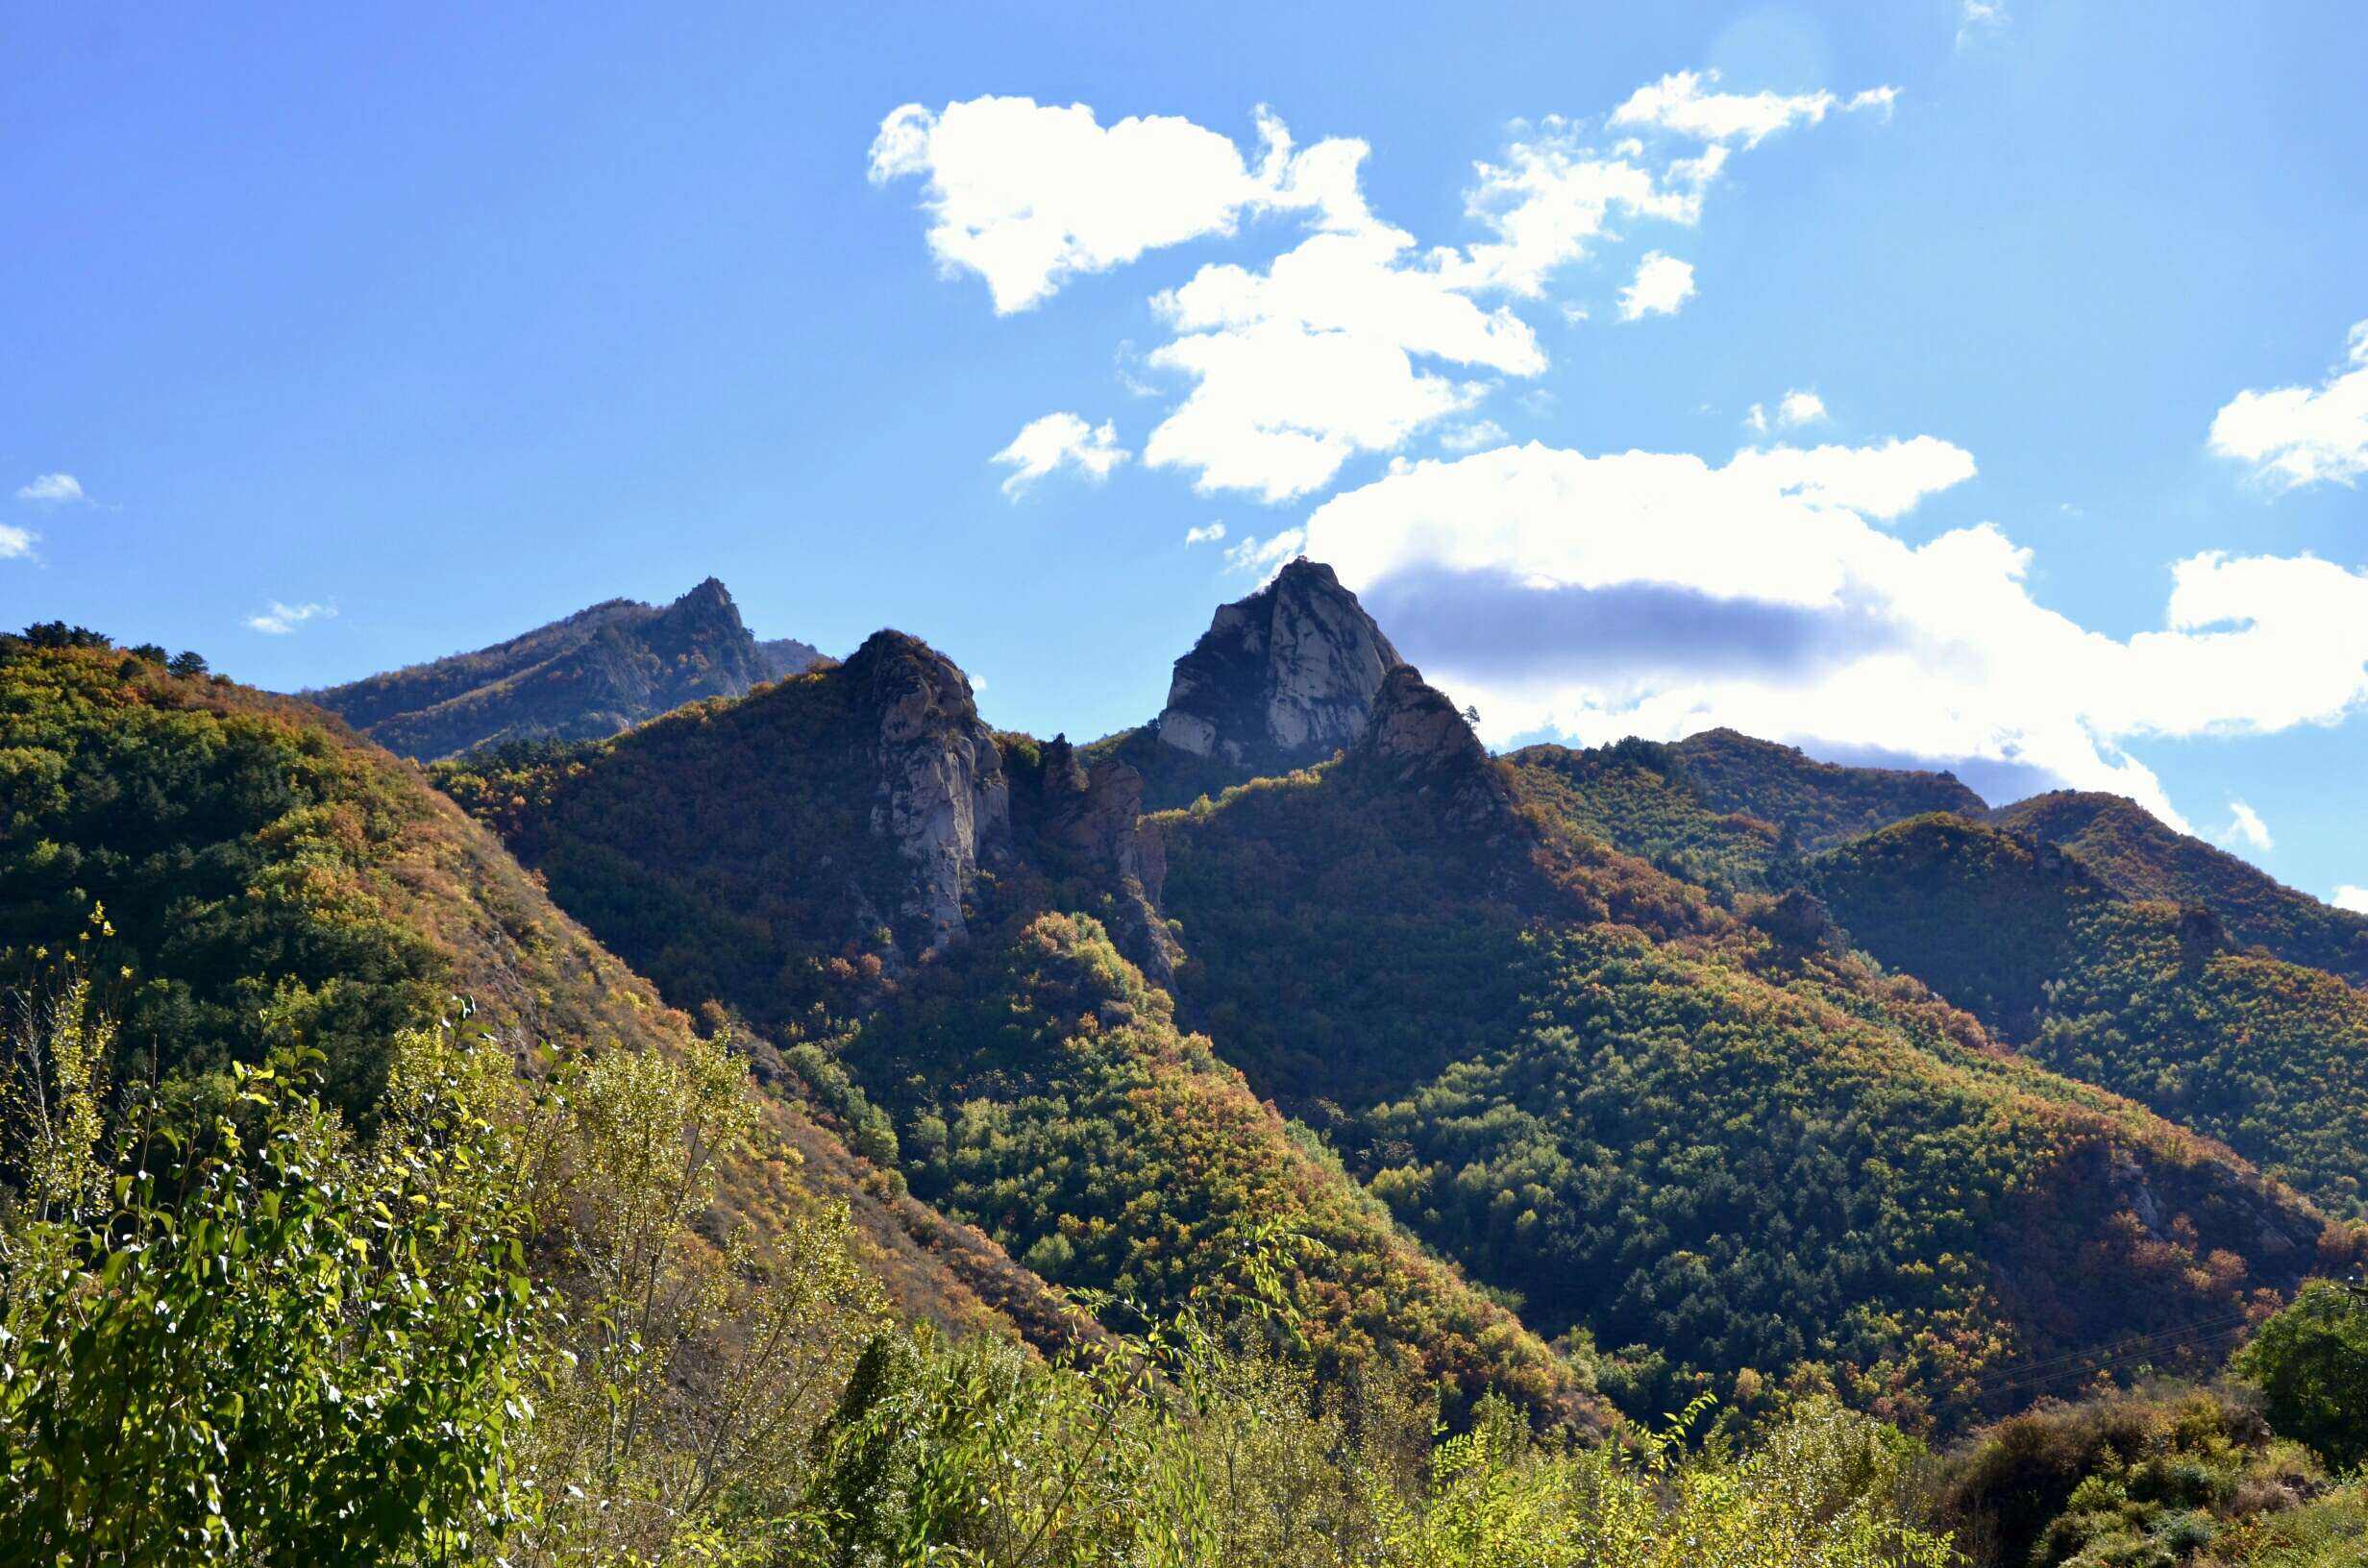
(0, 639, 1066, 1346)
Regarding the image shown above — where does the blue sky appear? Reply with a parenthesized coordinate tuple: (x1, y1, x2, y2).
(6, 1, 2366, 901)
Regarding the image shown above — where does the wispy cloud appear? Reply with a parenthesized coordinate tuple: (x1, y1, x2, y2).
(0, 524, 37, 560)
(1957, 0, 2010, 48)
(1184, 521, 1228, 546)
(992, 411, 1130, 498)
(1745, 389, 1828, 434)
(2218, 798, 2274, 853)
(14, 473, 87, 506)
(246, 600, 336, 635)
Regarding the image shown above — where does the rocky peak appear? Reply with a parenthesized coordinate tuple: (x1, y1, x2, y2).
(844, 629, 1010, 954)
(1356, 664, 1518, 835)
(1156, 558, 1405, 772)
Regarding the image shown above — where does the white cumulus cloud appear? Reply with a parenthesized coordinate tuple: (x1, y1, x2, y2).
(0, 524, 36, 560)
(880, 81, 1898, 503)
(246, 600, 335, 636)
(2208, 320, 2368, 490)
(2219, 799, 2274, 853)
(1297, 438, 2368, 829)
(14, 473, 86, 506)
(1617, 253, 1697, 320)
(867, 97, 1369, 314)
(991, 412, 1129, 498)
(2332, 885, 2368, 914)
(1184, 521, 1227, 546)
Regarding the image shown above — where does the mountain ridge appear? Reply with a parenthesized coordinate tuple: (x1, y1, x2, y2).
(309, 576, 820, 760)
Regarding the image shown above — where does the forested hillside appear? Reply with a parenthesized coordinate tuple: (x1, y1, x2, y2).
(0, 626, 1067, 1343)
(1150, 687, 2359, 1431)
(1815, 815, 2368, 1219)
(310, 576, 820, 760)
(432, 626, 1606, 1423)
(1996, 790, 2368, 982)
(433, 578, 2366, 1439)
(10, 591, 2368, 1562)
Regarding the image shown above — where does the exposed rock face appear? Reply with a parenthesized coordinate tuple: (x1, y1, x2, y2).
(846, 630, 1010, 955)
(1156, 559, 1404, 772)
(1356, 664, 1519, 838)
(1038, 736, 1177, 985)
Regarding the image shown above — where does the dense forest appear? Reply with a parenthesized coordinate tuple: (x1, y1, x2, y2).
(6, 595, 2367, 1564)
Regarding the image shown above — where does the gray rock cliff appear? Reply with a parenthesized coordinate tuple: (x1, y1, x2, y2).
(846, 630, 1010, 955)
(1155, 558, 1404, 772)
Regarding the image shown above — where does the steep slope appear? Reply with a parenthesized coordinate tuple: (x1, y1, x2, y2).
(1813, 814, 2368, 1218)
(311, 576, 820, 760)
(0, 629, 1069, 1347)
(1089, 558, 1406, 808)
(434, 627, 1607, 1426)
(1147, 665, 2360, 1430)
(1995, 790, 2368, 983)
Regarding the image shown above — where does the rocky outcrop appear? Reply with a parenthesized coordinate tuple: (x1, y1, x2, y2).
(1355, 664, 1520, 839)
(1155, 558, 1404, 772)
(1038, 736, 1178, 985)
(847, 630, 1010, 955)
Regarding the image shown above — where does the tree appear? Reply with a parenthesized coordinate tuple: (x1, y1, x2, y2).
(166, 649, 209, 676)
(2235, 1279, 2368, 1472)
(0, 1008, 539, 1564)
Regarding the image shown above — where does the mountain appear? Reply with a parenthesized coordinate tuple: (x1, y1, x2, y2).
(1993, 790, 2368, 983)
(0, 628, 1073, 1348)
(432, 627, 1608, 1427)
(434, 574, 2364, 1434)
(309, 576, 821, 760)
(1090, 558, 1407, 808)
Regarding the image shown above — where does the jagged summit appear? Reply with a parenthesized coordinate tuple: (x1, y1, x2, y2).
(1154, 557, 1405, 772)
(312, 577, 821, 760)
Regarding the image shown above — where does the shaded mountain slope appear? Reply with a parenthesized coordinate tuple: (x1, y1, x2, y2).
(0, 631, 1068, 1348)
(1994, 790, 2368, 983)
(433, 628, 1608, 1427)
(1813, 814, 2368, 1219)
(311, 576, 819, 760)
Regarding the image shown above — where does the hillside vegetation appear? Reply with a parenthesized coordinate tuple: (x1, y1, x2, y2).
(1151, 747, 2362, 1431)
(1816, 815, 2368, 1218)
(0, 630, 1067, 1344)
(433, 640, 1606, 1424)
